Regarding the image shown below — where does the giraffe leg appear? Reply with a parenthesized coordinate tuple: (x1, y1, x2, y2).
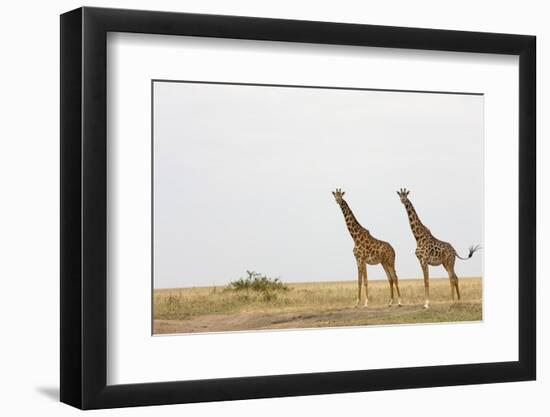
(421, 262, 430, 308)
(355, 258, 362, 308)
(390, 266, 402, 306)
(443, 263, 455, 301)
(444, 258, 460, 302)
(382, 264, 394, 307)
(362, 264, 369, 308)
(453, 272, 461, 301)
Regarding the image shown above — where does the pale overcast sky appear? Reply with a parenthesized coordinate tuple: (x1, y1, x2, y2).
(153, 81, 483, 288)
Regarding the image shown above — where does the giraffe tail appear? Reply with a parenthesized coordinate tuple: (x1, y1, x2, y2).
(456, 244, 482, 260)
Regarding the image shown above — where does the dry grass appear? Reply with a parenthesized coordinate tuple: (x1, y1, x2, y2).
(153, 277, 482, 334)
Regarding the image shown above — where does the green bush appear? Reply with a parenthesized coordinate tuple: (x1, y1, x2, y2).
(228, 270, 288, 302)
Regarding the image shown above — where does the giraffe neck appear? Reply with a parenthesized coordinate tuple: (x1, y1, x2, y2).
(403, 199, 430, 241)
(338, 199, 366, 240)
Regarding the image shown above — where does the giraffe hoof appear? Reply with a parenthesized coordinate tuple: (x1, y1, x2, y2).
(388, 301, 393, 307)
(423, 304, 430, 309)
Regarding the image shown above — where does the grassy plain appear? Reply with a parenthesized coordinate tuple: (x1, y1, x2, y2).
(153, 277, 482, 334)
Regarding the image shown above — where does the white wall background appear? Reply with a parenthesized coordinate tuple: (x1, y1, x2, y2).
(0, 0, 544, 416)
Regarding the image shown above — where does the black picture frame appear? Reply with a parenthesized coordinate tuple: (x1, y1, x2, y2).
(60, 6, 536, 410)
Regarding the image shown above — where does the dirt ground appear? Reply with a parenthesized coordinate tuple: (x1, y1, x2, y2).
(153, 298, 481, 334)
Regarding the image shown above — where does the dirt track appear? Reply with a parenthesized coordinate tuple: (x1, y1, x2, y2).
(153, 301, 481, 334)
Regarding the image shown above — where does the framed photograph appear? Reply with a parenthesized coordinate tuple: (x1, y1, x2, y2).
(60, 6, 536, 409)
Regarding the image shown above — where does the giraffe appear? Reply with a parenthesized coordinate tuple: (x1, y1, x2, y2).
(332, 189, 402, 308)
(396, 188, 481, 309)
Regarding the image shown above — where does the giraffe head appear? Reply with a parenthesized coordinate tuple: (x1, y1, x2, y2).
(396, 188, 410, 204)
(332, 188, 346, 205)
